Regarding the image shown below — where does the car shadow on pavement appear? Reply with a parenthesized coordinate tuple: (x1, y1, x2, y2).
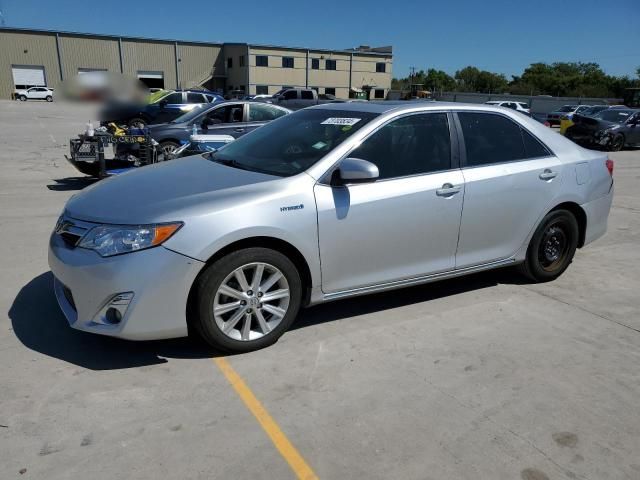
(9, 272, 216, 371)
(46, 177, 97, 191)
(10, 269, 528, 370)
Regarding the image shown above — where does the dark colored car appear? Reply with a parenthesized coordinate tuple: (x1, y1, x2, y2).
(565, 109, 640, 151)
(546, 105, 579, 125)
(147, 101, 291, 157)
(100, 90, 224, 128)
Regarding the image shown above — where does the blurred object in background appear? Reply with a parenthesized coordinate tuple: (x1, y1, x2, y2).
(59, 71, 148, 104)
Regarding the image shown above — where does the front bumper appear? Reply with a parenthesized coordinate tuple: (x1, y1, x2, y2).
(48, 231, 205, 340)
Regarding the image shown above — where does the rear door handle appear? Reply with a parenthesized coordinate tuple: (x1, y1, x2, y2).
(234, 128, 245, 133)
(539, 169, 557, 180)
(436, 183, 462, 197)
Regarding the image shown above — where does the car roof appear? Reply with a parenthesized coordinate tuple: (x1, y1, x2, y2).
(309, 100, 525, 115)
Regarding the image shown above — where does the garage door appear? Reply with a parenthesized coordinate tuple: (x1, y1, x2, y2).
(12, 66, 46, 88)
(137, 71, 164, 89)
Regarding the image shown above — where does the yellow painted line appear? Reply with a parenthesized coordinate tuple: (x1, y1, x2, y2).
(213, 357, 319, 480)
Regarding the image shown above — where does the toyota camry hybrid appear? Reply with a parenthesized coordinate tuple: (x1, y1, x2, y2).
(49, 102, 614, 352)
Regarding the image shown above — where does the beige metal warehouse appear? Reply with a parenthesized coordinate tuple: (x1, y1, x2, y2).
(0, 27, 392, 100)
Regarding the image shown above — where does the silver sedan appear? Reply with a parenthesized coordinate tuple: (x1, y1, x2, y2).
(49, 102, 614, 352)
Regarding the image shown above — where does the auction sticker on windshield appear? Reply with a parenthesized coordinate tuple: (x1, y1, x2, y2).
(321, 117, 361, 126)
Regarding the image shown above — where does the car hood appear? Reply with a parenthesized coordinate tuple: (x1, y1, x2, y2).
(65, 156, 281, 224)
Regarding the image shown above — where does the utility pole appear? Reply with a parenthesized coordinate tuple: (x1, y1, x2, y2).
(409, 66, 416, 95)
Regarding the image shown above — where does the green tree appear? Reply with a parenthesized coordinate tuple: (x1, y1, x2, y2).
(423, 68, 456, 92)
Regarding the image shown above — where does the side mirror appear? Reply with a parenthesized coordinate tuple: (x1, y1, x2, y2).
(332, 158, 379, 185)
(159, 99, 168, 108)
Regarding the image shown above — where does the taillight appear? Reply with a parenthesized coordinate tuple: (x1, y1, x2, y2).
(606, 159, 614, 176)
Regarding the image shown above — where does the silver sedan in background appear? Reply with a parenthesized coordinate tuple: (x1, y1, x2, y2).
(49, 102, 614, 352)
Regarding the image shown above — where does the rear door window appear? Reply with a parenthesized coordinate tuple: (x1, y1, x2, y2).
(458, 112, 525, 166)
(206, 104, 244, 124)
(248, 104, 288, 122)
(301, 90, 314, 100)
(187, 93, 205, 103)
(161, 92, 183, 104)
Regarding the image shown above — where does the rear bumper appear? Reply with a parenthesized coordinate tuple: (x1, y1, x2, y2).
(48, 231, 205, 340)
(582, 186, 614, 246)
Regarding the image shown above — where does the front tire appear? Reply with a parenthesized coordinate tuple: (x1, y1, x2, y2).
(519, 209, 579, 282)
(19, 95, 27, 101)
(608, 134, 624, 152)
(193, 248, 302, 353)
(159, 141, 180, 160)
(46, 95, 53, 102)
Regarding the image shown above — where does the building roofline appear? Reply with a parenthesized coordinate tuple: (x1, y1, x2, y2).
(0, 26, 224, 47)
(0, 27, 392, 57)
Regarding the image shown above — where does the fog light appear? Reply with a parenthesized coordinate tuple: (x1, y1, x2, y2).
(92, 292, 133, 325)
(105, 307, 122, 324)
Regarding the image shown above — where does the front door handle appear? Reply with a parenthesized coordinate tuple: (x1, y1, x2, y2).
(234, 127, 245, 133)
(539, 169, 557, 180)
(436, 183, 462, 197)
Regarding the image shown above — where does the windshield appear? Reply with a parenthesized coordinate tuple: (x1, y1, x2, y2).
(170, 104, 208, 124)
(210, 108, 379, 177)
(557, 105, 577, 112)
(595, 110, 634, 123)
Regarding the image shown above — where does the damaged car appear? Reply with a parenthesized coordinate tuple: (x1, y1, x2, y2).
(565, 109, 640, 151)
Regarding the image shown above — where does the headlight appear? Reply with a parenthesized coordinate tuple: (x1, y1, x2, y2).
(78, 222, 182, 257)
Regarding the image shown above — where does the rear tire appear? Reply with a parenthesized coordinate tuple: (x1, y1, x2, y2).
(19, 95, 27, 101)
(193, 248, 302, 353)
(519, 209, 579, 282)
(128, 117, 147, 129)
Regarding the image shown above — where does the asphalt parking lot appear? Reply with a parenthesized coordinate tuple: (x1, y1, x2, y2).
(1, 99, 639, 480)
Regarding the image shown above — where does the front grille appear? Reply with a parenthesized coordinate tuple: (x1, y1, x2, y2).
(60, 232, 82, 247)
(55, 217, 91, 249)
(62, 284, 77, 311)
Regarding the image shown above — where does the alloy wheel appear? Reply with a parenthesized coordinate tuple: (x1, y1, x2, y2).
(161, 143, 178, 158)
(213, 262, 290, 341)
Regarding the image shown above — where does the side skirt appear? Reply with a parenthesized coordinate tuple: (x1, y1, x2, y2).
(313, 258, 518, 305)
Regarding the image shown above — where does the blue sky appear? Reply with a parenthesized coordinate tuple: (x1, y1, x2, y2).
(2, 0, 639, 79)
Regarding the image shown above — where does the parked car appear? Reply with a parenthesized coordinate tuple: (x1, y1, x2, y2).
(14, 86, 54, 102)
(565, 108, 640, 151)
(49, 102, 614, 353)
(559, 105, 598, 133)
(100, 90, 224, 128)
(577, 105, 610, 117)
(272, 87, 343, 110)
(547, 105, 579, 125)
(147, 101, 291, 158)
(484, 100, 531, 115)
